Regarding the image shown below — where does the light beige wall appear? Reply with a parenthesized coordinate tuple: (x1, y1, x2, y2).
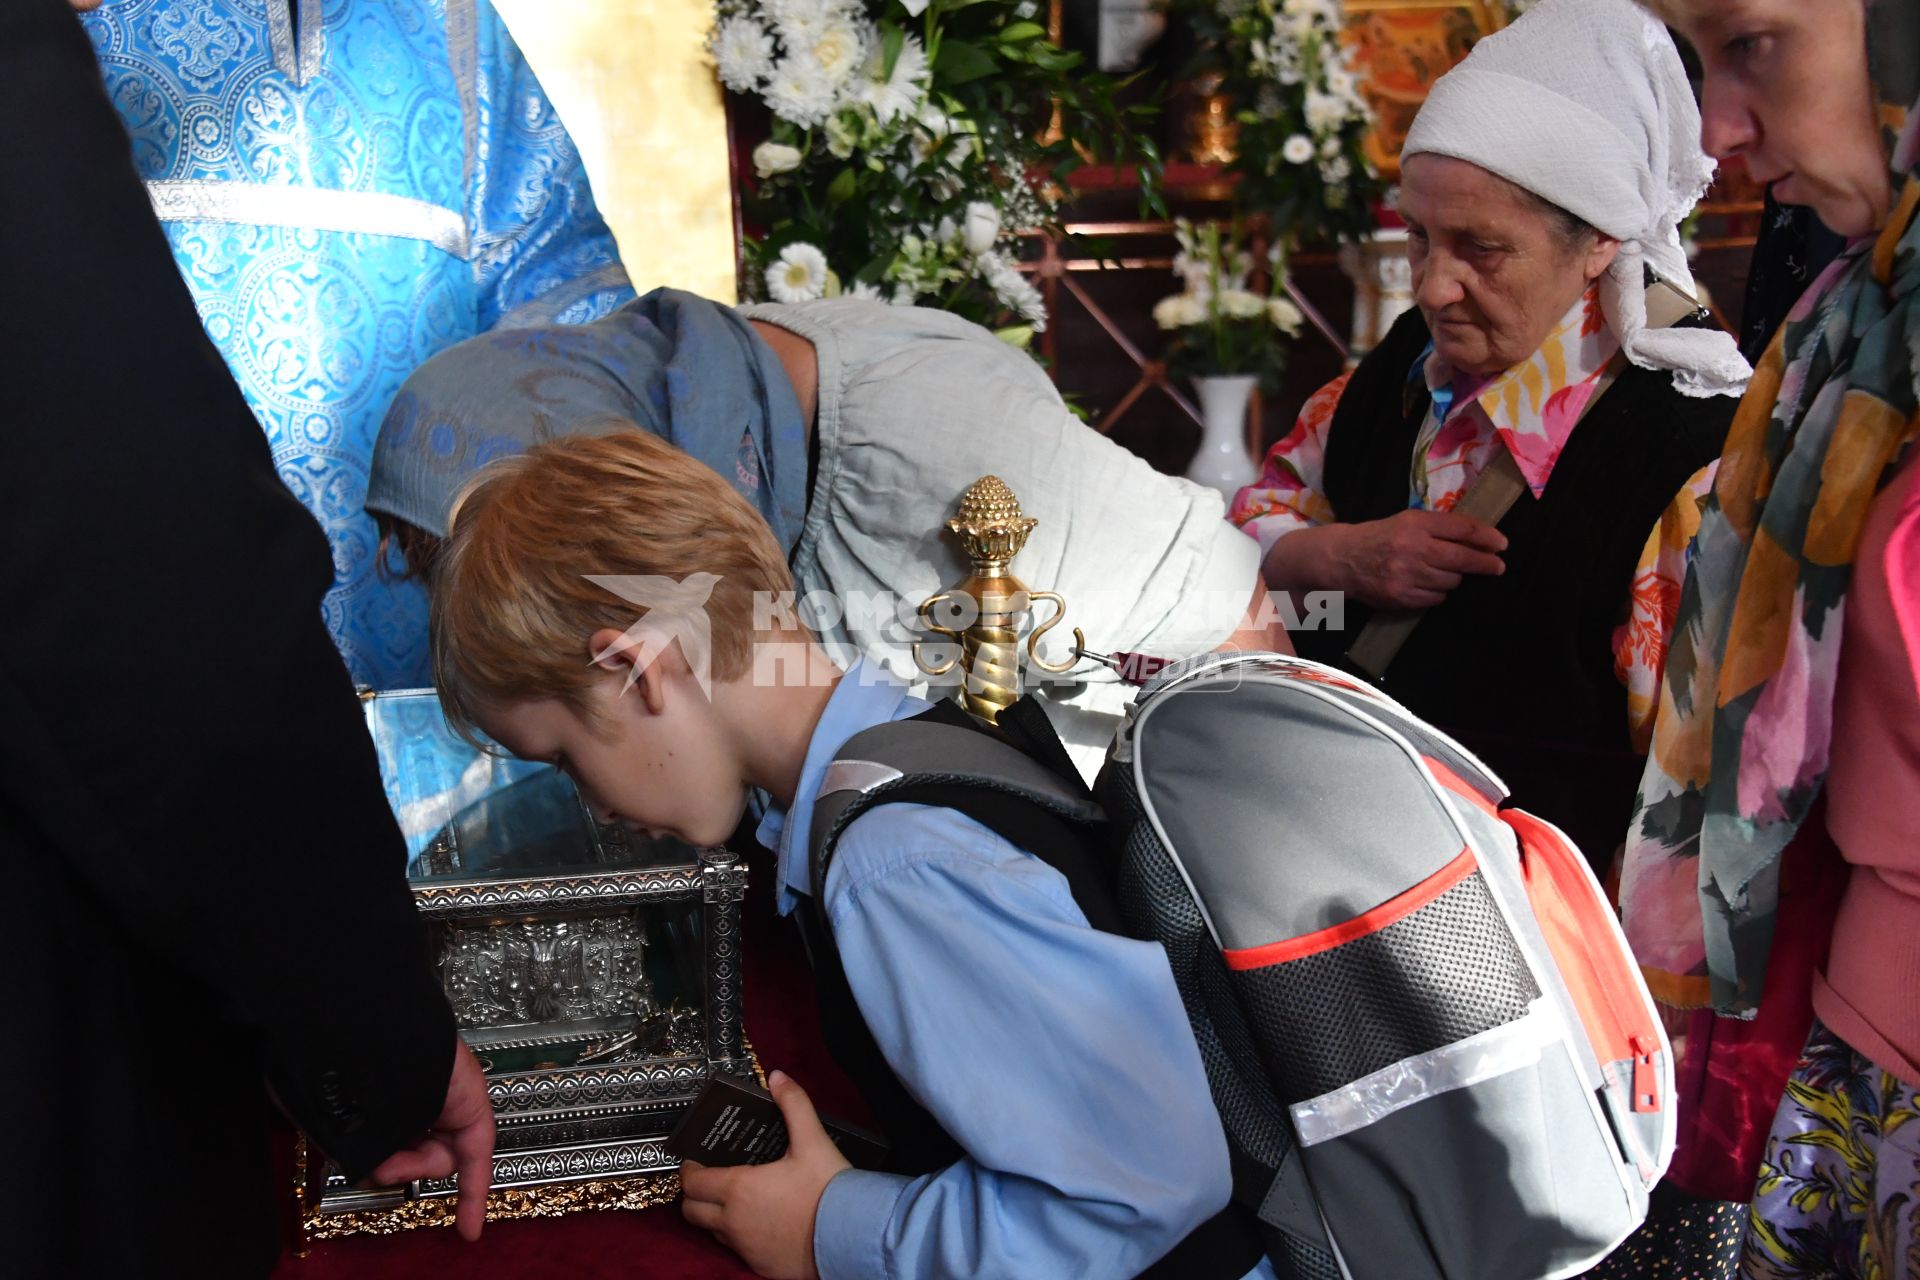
(495, 0, 738, 303)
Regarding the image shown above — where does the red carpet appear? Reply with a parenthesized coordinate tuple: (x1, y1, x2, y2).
(275, 850, 864, 1279)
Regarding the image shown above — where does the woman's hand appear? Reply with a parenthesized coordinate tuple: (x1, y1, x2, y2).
(1267, 511, 1506, 610)
(681, 1071, 851, 1279)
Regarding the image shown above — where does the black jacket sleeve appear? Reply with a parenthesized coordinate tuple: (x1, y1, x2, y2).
(0, 0, 456, 1181)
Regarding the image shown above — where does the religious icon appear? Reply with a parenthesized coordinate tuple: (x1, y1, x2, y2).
(1340, 1, 1512, 179)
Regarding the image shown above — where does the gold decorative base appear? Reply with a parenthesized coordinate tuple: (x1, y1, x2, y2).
(302, 1170, 685, 1241)
(291, 1041, 766, 1251)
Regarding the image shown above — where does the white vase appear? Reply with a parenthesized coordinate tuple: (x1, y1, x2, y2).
(1187, 373, 1260, 501)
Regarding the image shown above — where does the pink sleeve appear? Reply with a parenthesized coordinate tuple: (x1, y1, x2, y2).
(1886, 458, 1920, 692)
(1227, 371, 1353, 561)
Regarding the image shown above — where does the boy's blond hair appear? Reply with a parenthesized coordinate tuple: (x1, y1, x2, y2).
(430, 426, 794, 736)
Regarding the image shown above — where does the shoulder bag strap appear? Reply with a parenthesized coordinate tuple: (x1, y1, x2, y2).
(1344, 280, 1704, 679)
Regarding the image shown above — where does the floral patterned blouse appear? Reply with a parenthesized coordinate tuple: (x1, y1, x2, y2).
(1229, 287, 1716, 750)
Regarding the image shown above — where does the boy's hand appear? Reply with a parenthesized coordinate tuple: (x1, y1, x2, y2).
(680, 1070, 851, 1279)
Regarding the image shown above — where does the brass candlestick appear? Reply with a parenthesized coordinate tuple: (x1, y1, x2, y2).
(914, 476, 1082, 725)
(1186, 70, 1240, 166)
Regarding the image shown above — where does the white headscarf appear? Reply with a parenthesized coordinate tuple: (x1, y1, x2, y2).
(1401, 0, 1752, 398)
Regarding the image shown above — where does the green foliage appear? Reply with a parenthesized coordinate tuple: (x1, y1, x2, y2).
(1169, 0, 1385, 248)
(714, 0, 1163, 333)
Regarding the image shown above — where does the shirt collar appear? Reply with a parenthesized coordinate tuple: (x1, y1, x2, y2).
(1415, 287, 1619, 498)
(754, 656, 930, 914)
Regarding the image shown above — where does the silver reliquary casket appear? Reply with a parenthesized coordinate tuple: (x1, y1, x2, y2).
(299, 688, 751, 1239)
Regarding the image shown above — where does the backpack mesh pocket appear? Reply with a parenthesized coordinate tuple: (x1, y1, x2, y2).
(1228, 863, 1540, 1104)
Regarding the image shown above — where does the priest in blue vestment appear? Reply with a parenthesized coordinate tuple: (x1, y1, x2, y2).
(82, 0, 634, 686)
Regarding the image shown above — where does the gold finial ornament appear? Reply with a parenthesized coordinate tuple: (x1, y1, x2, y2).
(915, 476, 1083, 725)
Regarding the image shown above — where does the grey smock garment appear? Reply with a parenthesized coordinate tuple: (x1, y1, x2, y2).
(738, 298, 1259, 771)
(370, 291, 1259, 774)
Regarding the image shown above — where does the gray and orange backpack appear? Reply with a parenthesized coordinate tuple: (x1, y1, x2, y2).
(807, 652, 1675, 1280)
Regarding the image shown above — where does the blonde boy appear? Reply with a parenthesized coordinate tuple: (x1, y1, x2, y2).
(431, 429, 1261, 1280)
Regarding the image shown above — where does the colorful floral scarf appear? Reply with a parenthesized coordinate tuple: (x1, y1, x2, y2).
(1621, 106, 1920, 1017)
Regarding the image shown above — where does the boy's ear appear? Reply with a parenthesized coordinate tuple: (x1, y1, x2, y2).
(587, 625, 690, 717)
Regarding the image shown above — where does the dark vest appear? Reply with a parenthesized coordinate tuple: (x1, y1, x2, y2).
(795, 698, 1269, 1280)
(1292, 307, 1731, 863)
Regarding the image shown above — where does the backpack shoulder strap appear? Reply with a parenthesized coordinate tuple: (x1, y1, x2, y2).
(803, 696, 1272, 1280)
(807, 696, 1106, 916)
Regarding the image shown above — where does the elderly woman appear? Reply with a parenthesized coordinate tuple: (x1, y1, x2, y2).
(1618, 0, 1920, 1275)
(1229, 0, 1750, 869)
(365, 289, 1281, 775)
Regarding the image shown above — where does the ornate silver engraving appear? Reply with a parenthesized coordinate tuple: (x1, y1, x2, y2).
(411, 866, 705, 920)
(143, 180, 470, 256)
(487, 1057, 710, 1117)
(319, 1138, 681, 1202)
(420, 1139, 679, 1193)
(492, 1112, 672, 1151)
(437, 916, 654, 1029)
(701, 850, 749, 1074)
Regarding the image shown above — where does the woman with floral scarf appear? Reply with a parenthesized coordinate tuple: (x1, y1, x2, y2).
(1622, 1, 1920, 1274)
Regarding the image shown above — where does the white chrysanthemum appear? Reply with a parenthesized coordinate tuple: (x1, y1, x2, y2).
(1304, 90, 1348, 136)
(860, 34, 929, 124)
(764, 54, 839, 128)
(977, 252, 1046, 329)
(760, 0, 855, 43)
(1321, 135, 1343, 159)
(1152, 293, 1207, 330)
(1282, 134, 1314, 165)
(1269, 296, 1305, 337)
(848, 280, 884, 301)
(808, 20, 867, 86)
(711, 16, 776, 93)
(1320, 155, 1352, 186)
(1325, 68, 1356, 98)
(1219, 289, 1267, 320)
(890, 282, 918, 306)
(765, 242, 830, 303)
(996, 272, 1047, 328)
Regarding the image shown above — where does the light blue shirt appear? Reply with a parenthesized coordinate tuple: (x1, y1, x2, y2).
(757, 660, 1273, 1280)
